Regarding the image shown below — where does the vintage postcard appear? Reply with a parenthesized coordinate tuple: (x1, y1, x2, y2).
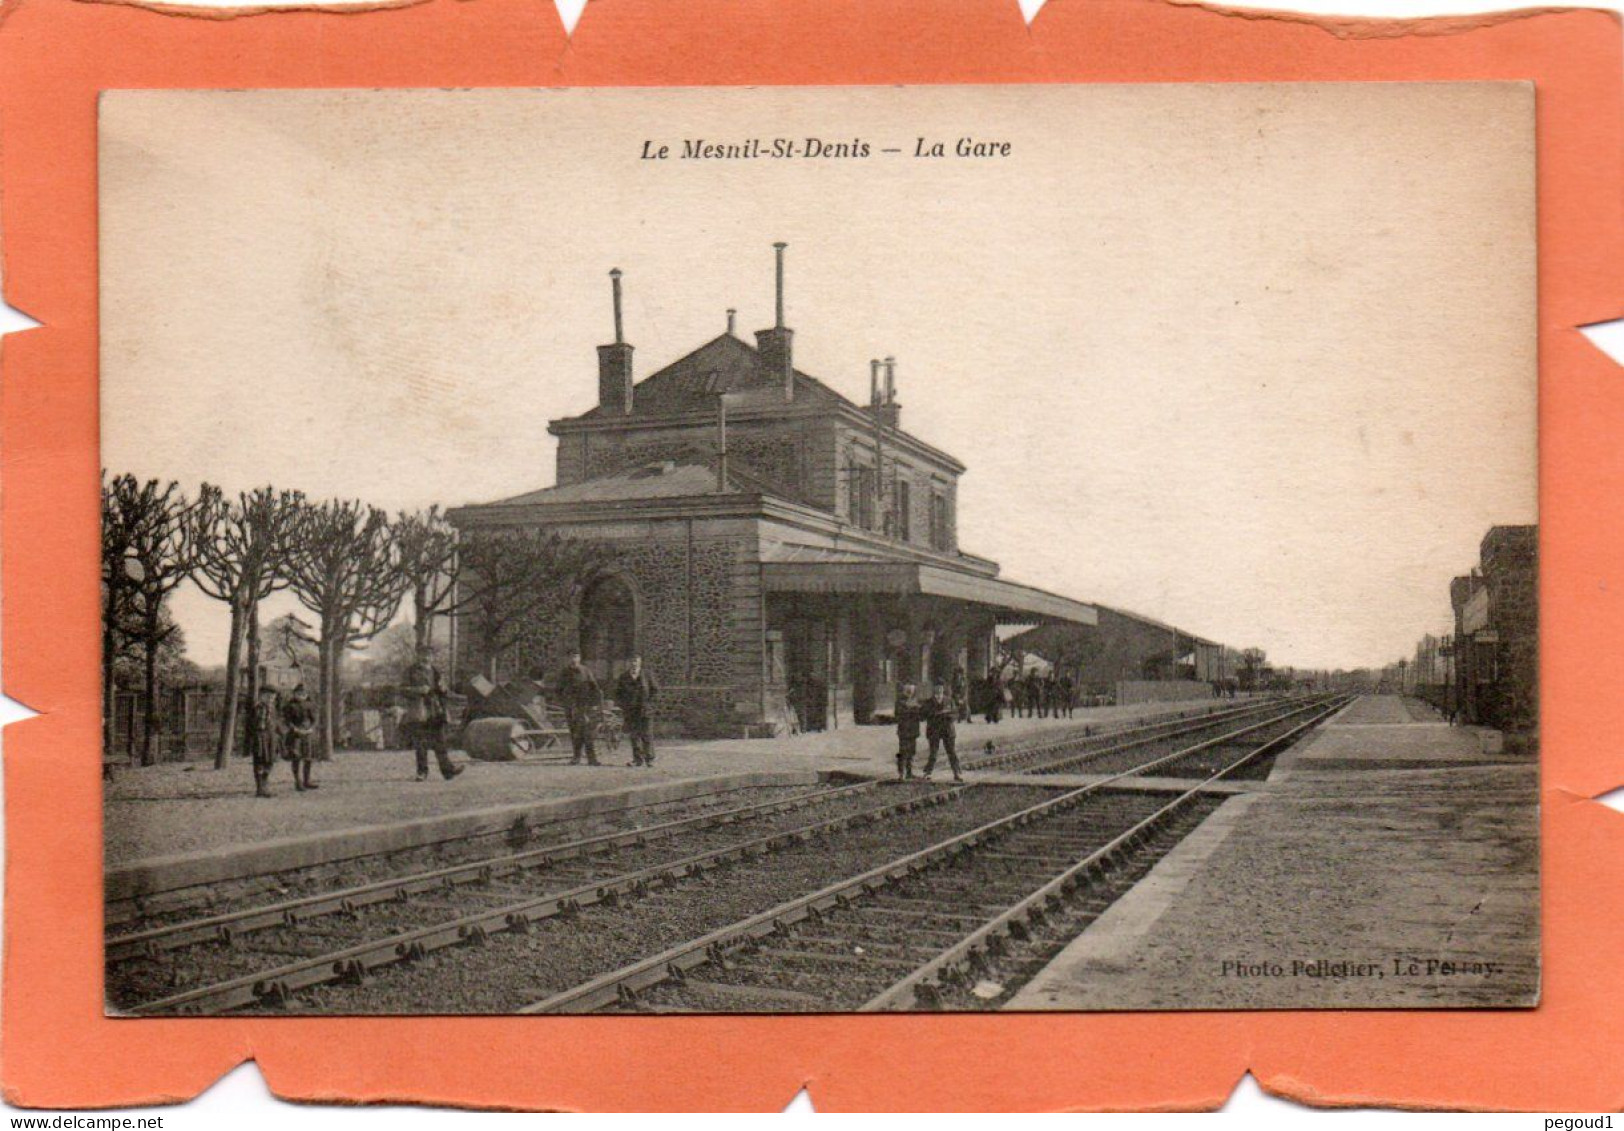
(95, 83, 1539, 1019)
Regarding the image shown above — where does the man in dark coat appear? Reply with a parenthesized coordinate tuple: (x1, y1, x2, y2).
(613, 655, 660, 767)
(951, 665, 971, 724)
(984, 669, 1004, 724)
(248, 685, 281, 798)
(921, 681, 962, 783)
(281, 683, 318, 791)
(1026, 670, 1046, 718)
(1058, 673, 1076, 718)
(556, 651, 603, 766)
(893, 682, 922, 781)
(405, 653, 463, 781)
(406, 650, 464, 783)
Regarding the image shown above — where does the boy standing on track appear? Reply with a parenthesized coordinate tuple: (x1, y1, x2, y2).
(894, 682, 921, 781)
(921, 681, 963, 783)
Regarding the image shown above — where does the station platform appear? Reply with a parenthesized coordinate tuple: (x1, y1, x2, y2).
(104, 696, 1235, 882)
(1005, 694, 1539, 1010)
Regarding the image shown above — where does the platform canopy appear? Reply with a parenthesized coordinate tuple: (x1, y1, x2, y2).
(762, 560, 1098, 626)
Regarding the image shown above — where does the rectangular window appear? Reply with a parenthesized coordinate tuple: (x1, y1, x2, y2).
(854, 464, 876, 531)
(896, 480, 911, 541)
(930, 492, 950, 551)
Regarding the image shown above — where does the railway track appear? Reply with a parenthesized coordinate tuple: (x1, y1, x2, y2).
(107, 781, 870, 961)
(526, 695, 1349, 1014)
(110, 694, 1347, 1016)
(109, 779, 973, 1014)
(962, 696, 1292, 774)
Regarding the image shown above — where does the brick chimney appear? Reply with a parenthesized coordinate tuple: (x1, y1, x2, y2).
(874, 356, 901, 429)
(597, 267, 634, 415)
(755, 242, 795, 401)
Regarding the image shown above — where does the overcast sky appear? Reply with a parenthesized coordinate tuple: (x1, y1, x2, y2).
(100, 84, 1536, 671)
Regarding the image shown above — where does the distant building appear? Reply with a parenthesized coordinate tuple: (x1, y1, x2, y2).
(1009, 606, 1226, 699)
(448, 246, 1098, 736)
(1449, 524, 1537, 732)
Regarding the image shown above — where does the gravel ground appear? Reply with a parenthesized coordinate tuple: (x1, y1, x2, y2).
(257, 784, 1060, 1014)
(1008, 697, 1539, 1010)
(105, 700, 1225, 864)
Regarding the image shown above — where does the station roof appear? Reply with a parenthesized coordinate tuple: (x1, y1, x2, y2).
(762, 558, 1099, 627)
(472, 458, 778, 509)
(570, 334, 847, 421)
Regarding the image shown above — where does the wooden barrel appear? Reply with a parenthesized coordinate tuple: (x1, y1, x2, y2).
(463, 717, 525, 762)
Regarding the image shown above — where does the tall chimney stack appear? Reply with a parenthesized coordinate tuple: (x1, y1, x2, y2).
(875, 356, 901, 429)
(597, 267, 635, 415)
(774, 241, 786, 328)
(726, 308, 737, 336)
(870, 359, 881, 406)
(754, 242, 795, 401)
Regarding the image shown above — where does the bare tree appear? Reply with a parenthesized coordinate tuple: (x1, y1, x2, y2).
(101, 472, 141, 763)
(395, 506, 461, 656)
(284, 499, 407, 760)
(103, 475, 200, 765)
(190, 485, 304, 769)
(454, 529, 616, 680)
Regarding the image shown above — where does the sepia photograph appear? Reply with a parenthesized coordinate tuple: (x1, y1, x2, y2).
(97, 83, 1538, 1017)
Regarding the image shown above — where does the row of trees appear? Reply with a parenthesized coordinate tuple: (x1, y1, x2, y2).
(101, 473, 613, 768)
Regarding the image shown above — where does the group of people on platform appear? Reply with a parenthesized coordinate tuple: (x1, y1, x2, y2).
(549, 651, 660, 768)
(246, 683, 319, 797)
(977, 667, 1078, 723)
(239, 649, 1088, 797)
(241, 647, 661, 798)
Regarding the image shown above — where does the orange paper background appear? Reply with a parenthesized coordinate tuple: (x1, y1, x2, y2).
(2, 0, 1622, 1111)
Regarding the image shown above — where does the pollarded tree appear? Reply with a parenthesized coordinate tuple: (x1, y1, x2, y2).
(283, 499, 408, 760)
(454, 529, 616, 680)
(105, 474, 202, 765)
(189, 485, 305, 769)
(394, 506, 460, 656)
(101, 472, 141, 762)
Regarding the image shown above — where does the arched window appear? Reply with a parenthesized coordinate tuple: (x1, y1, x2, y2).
(579, 574, 637, 681)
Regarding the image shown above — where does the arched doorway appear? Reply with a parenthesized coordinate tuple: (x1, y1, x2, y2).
(579, 574, 637, 682)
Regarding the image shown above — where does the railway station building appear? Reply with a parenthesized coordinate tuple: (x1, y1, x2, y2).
(448, 247, 1100, 736)
(1449, 524, 1537, 733)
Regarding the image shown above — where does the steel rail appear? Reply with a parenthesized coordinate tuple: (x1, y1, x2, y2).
(964, 698, 1281, 770)
(108, 780, 875, 964)
(518, 696, 1344, 1014)
(1025, 694, 1340, 777)
(964, 697, 1291, 774)
(858, 697, 1350, 1011)
(123, 783, 965, 1016)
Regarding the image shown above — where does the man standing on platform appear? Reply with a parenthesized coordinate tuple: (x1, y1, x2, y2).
(281, 683, 317, 791)
(406, 650, 464, 783)
(951, 665, 971, 724)
(984, 668, 1004, 725)
(614, 654, 660, 767)
(1027, 669, 1046, 718)
(405, 651, 463, 782)
(556, 651, 603, 766)
(248, 684, 281, 798)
